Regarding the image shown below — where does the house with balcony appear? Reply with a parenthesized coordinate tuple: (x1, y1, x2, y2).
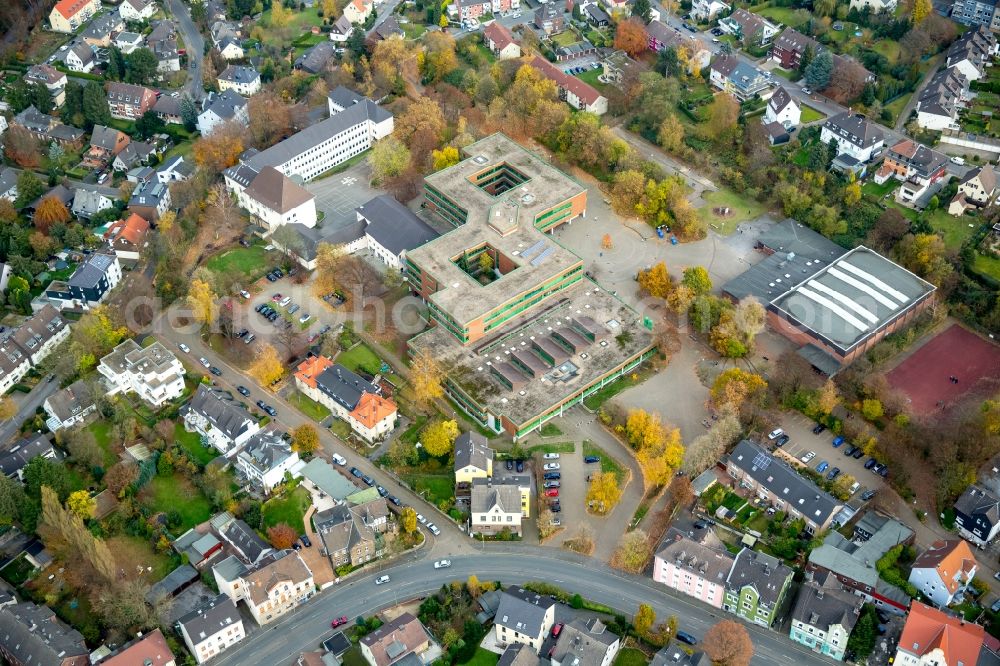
(25, 65, 67, 106)
(48, 0, 100, 33)
(764, 86, 800, 128)
(646, 21, 711, 74)
(86, 125, 131, 169)
(709, 55, 771, 101)
(0, 434, 58, 481)
(789, 574, 862, 661)
(908, 539, 978, 607)
(718, 8, 779, 45)
(314, 498, 390, 568)
(915, 67, 968, 130)
(44, 380, 96, 431)
(103, 212, 151, 260)
(128, 180, 171, 221)
(550, 619, 620, 666)
(483, 22, 521, 60)
(691, 0, 729, 20)
(97, 338, 185, 406)
(0, 601, 88, 665)
(820, 112, 885, 170)
(183, 384, 261, 456)
(82, 11, 124, 47)
(956, 165, 997, 211)
(235, 430, 300, 494)
(528, 56, 608, 115)
(44, 251, 121, 310)
(470, 480, 523, 537)
(770, 28, 821, 70)
(724, 548, 793, 627)
(106, 82, 158, 120)
(873, 140, 949, 206)
(946, 25, 997, 82)
(217, 550, 314, 626)
(218, 65, 262, 96)
(493, 587, 556, 652)
(197, 89, 250, 135)
(652, 527, 734, 609)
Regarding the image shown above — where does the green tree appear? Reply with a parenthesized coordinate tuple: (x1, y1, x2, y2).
(23, 458, 73, 502)
(32, 83, 54, 115)
(631, 0, 652, 22)
(14, 170, 45, 209)
(804, 50, 833, 91)
(107, 46, 126, 81)
(62, 82, 85, 127)
(66, 490, 96, 520)
(180, 95, 199, 132)
(681, 266, 712, 295)
(368, 136, 411, 185)
(125, 48, 159, 85)
(401, 506, 417, 534)
(82, 82, 112, 129)
(861, 399, 884, 421)
(847, 605, 878, 660)
(634, 603, 656, 636)
(135, 110, 166, 139)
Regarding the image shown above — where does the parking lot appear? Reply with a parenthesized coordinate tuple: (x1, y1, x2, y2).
(769, 413, 886, 502)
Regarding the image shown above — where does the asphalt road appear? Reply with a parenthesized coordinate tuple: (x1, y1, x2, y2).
(0, 379, 59, 446)
(211, 549, 840, 666)
(163, 0, 206, 101)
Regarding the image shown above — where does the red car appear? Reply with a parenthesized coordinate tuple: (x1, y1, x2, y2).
(331, 616, 349, 628)
(272, 293, 282, 302)
(552, 623, 564, 637)
(545, 488, 559, 497)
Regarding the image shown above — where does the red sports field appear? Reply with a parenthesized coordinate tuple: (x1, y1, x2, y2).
(887, 324, 1000, 415)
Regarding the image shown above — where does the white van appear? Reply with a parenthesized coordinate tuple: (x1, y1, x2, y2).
(331, 453, 347, 465)
(849, 481, 861, 495)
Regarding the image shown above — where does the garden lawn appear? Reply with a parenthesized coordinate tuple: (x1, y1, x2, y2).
(174, 422, 217, 466)
(884, 94, 911, 125)
(551, 31, 578, 47)
(697, 187, 769, 235)
(927, 209, 977, 250)
(872, 40, 901, 64)
(401, 473, 454, 506)
(526, 442, 576, 455)
(863, 179, 899, 200)
(460, 648, 500, 666)
(613, 648, 649, 666)
(259, 7, 324, 47)
(107, 535, 175, 579)
(86, 421, 118, 468)
(288, 391, 332, 421)
(582, 367, 653, 410)
(973, 252, 1000, 281)
(0, 554, 35, 585)
(205, 245, 275, 283)
(576, 68, 612, 96)
(800, 105, 826, 123)
(756, 5, 802, 27)
(583, 441, 625, 484)
(262, 486, 312, 530)
(337, 343, 383, 375)
(141, 474, 212, 531)
(771, 67, 798, 81)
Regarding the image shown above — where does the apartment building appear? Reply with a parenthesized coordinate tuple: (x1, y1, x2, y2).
(97, 338, 185, 406)
(176, 593, 246, 664)
(235, 430, 300, 494)
(293, 357, 397, 442)
(652, 528, 734, 609)
(183, 384, 261, 455)
(105, 83, 158, 120)
(49, 0, 100, 33)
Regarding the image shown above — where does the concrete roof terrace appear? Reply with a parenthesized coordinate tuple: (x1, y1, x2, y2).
(410, 134, 587, 325)
(408, 280, 654, 429)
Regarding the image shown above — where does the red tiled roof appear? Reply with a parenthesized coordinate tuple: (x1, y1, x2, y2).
(101, 629, 175, 666)
(295, 355, 334, 389)
(350, 392, 397, 429)
(913, 539, 978, 595)
(483, 21, 515, 50)
(53, 0, 94, 19)
(898, 601, 983, 666)
(104, 212, 150, 246)
(528, 55, 603, 106)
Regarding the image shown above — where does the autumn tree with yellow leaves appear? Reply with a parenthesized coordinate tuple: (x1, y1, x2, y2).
(422, 419, 459, 457)
(710, 368, 768, 411)
(586, 470, 622, 514)
(249, 343, 285, 387)
(410, 353, 444, 408)
(187, 278, 217, 326)
(637, 262, 672, 299)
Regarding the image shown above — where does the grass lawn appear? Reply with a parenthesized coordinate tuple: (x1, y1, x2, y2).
(771, 67, 798, 81)
(576, 68, 612, 96)
(287, 391, 332, 422)
(174, 423, 217, 466)
(526, 441, 576, 455)
(402, 23, 426, 39)
(107, 535, 175, 579)
(337, 343, 384, 375)
(539, 423, 563, 437)
(551, 31, 578, 47)
(262, 486, 312, 530)
(0, 554, 36, 586)
(884, 94, 911, 125)
(926, 209, 977, 250)
(582, 367, 652, 411)
(800, 104, 826, 123)
(402, 473, 454, 506)
(697, 187, 769, 235)
(259, 7, 324, 47)
(862, 179, 898, 200)
(86, 421, 118, 468)
(583, 441, 625, 484)
(206, 245, 277, 283)
(460, 648, 500, 666)
(141, 475, 212, 531)
(331, 419, 352, 440)
(756, 5, 802, 26)
(973, 252, 1000, 281)
(872, 40, 901, 64)
(613, 648, 649, 666)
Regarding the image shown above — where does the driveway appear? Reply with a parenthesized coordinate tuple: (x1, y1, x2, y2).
(0, 379, 59, 446)
(301, 506, 335, 586)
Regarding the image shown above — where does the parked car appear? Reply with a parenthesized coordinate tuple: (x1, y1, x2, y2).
(416, 514, 427, 524)
(832, 436, 845, 448)
(861, 490, 876, 501)
(584, 455, 601, 463)
(434, 559, 451, 568)
(272, 294, 282, 302)
(849, 481, 860, 495)
(244, 333, 255, 344)
(288, 304, 300, 315)
(549, 501, 562, 513)
(844, 445, 859, 457)
(515, 460, 524, 473)
(827, 467, 841, 481)
(209, 366, 222, 376)
(375, 575, 390, 585)
(800, 451, 816, 464)
(263, 405, 277, 417)
(505, 459, 513, 471)
(543, 463, 560, 471)
(542, 453, 560, 460)
(767, 428, 784, 440)
(279, 296, 291, 306)
(852, 448, 865, 459)
(545, 488, 559, 497)
(332, 454, 347, 465)
(331, 616, 349, 628)
(871, 463, 885, 475)
(676, 631, 698, 646)
(388, 495, 403, 507)
(300, 534, 312, 547)
(543, 481, 560, 489)
(817, 461, 829, 473)
(428, 523, 441, 535)
(775, 434, 790, 447)
(812, 423, 827, 434)
(178, 343, 190, 353)
(543, 472, 561, 480)
(361, 474, 375, 486)
(864, 457, 878, 469)
(237, 385, 251, 397)
(376, 485, 388, 497)
(240, 290, 250, 299)
(299, 313, 312, 324)
(198, 357, 211, 368)
(552, 623, 564, 638)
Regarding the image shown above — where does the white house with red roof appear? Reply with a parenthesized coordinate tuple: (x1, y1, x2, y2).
(893, 601, 985, 666)
(104, 213, 151, 261)
(529, 56, 607, 115)
(49, 0, 101, 33)
(343, 0, 374, 23)
(907, 539, 978, 608)
(483, 22, 520, 60)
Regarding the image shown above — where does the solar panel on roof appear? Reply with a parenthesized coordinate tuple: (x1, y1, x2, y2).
(531, 247, 555, 266)
(752, 451, 771, 470)
(520, 240, 547, 261)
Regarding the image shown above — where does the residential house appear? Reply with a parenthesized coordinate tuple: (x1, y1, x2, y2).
(534, 5, 565, 34)
(0, 601, 89, 665)
(217, 513, 273, 564)
(106, 82, 158, 120)
(97, 338, 185, 406)
(99, 629, 175, 665)
(86, 124, 131, 168)
(82, 11, 125, 47)
(128, 166, 157, 184)
(691, 0, 729, 21)
(652, 527, 735, 609)
(600, 0, 628, 13)
(157, 155, 194, 182)
(915, 66, 968, 130)
(235, 429, 300, 494)
(128, 179, 171, 220)
(907, 539, 978, 607)
(212, 20, 243, 56)
(454, 431, 493, 484)
(820, 111, 885, 164)
(223, 550, 314, 626)
(709, 54, 771, 101)
(724, 548, 793, 627)
(493, 587, 557, 652)
(601, 50, 643, 88)
(176, 593, 246, 665)
(806, 513, 914, 612)
(43, 380, 96, 431)
(44, 251, 122, 310)
(957, 165, 998, 207)
(483, 22, 521, 60)
(12, 105, 84, 146)
(953, 486, 1000, 543)
(789, 575, 862, 661)
(0, 434, 58, 481)
(764, 86, 801, 128)
(770, 28, 821, 70)
(718, 8, 779, 45)
(218, 65, 262, 96)
(893, 601, 985, 666)
(650, 647, 711, 666)
(873, 139, 949, 205)
(951, 0, 1000, 33)
(451, 0, 519, 21)
(343, 0, 374, 23)
(314, 498, 390, 568)
(849, 0, 896, 10)
(498, 644, 542, 666)
(197, 89, 250, 135)
(183, 384, 262, 455)
(357, 194, 440, 269)
(367, 16, 404, 48)
(360, 613, 436, 666)
(113, 31, 145, 54)
(946, 25, 997, 81)
(71, 186, 114, 219)
(25, 65, 67, 106)
(470, 479, 523, 536)
(232, 166, 317, 231)
(584, 4, 611, 26)
(172, 529, 224, 568)
(65, 43, 95, 71)
(549, 619, 619, 666)
(152, 95, 184, 124)
(103, 212, 151, 260)
(293, 357, 397, 441)
(528, 56, 608, 115)
(113, 140, 156, 172)
(294, 41, 336, 74)
(726, 440, 844, 533)
(218, 33, 245, 58)
(120, 0, 157, 21)
(148, 20, 181, 72)
(48, 0, 101, 33)
(329, 14, 355, 43)
(646, 21, 711, 74)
